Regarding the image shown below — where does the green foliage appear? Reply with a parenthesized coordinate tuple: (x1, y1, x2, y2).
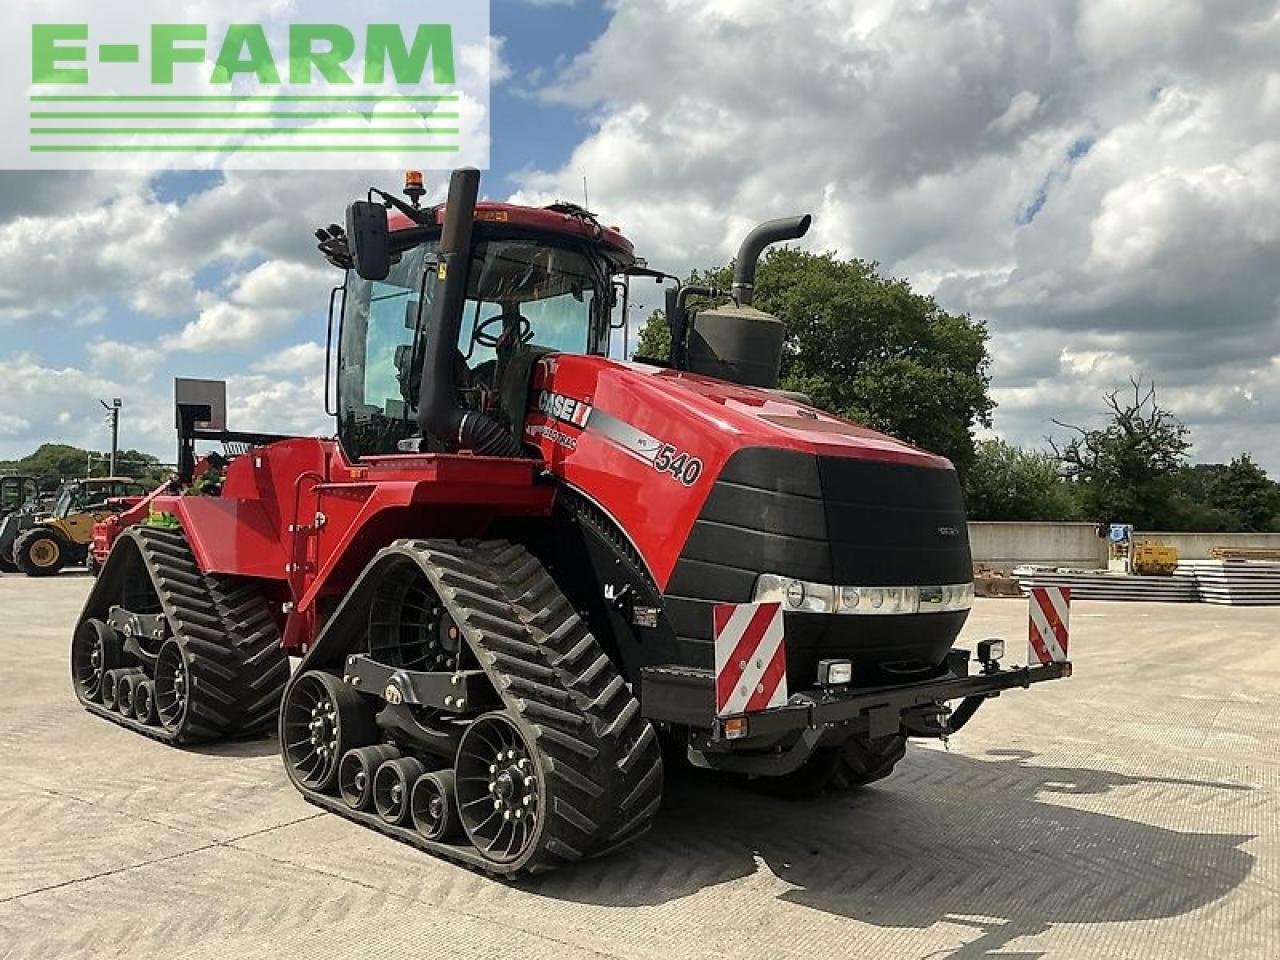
(963, 439, 1080, 521)
(632, 248, 994, 470)
(634, 308, 670, 360)
(1202, 454, 1279, 532)
(1049, 379, 1191, 529)
(0, 442, 168, 489)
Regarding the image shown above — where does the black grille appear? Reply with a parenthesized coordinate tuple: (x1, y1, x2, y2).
(663, 447, 972, 683)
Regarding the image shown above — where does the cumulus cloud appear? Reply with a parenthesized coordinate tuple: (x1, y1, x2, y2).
(163, 260, 333, 352)
(513, 0, 1280, 470)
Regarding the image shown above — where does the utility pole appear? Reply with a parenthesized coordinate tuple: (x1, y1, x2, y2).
(100, 398, 121, 476)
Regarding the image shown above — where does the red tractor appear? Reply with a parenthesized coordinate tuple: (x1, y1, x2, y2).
(73, 168, 1070, 874)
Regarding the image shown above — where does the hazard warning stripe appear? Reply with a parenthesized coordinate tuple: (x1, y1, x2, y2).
(713, 601, 787, 717)
(1028, 586, 1070, 664)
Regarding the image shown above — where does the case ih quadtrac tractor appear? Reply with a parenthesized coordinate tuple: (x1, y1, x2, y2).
(73, 168, 1070, 875)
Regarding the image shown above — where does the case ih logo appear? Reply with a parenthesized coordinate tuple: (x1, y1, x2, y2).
(536, 390, 592, 429)
(3, 1, 490, 171)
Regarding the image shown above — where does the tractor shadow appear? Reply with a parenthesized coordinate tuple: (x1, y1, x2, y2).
(190, 734, 280, 760)
(528, 748, 1255, 958)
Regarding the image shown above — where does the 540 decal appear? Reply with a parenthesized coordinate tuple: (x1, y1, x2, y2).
(654, 444, 703, 486)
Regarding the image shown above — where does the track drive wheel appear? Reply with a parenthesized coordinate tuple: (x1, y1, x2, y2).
(339, 745, 400, 811)
(455, 712, 546, 867)
(283, 671, 378, 792)
(71, 619, 121, 703)
(14, 529, 66, 577)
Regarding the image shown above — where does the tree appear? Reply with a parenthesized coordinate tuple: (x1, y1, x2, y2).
(634, 308, 670, 360)
(0, 443, 168, 489)
(1212, 454, 1279, 532)
(963, 439, 1079, 521)
(633, 248, 994, 471)
(1049, 378, 1190, 529)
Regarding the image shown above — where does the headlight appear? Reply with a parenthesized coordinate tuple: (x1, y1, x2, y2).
(755, 574, 837, 613)
(753, 575, 973, 615)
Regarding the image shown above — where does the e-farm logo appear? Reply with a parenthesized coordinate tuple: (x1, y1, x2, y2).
(4, 1, 489, 170)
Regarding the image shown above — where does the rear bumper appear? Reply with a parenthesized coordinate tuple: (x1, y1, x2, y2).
(642, 649, 1071, 744)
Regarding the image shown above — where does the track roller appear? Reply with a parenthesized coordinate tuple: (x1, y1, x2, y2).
(283, 671, 378, 792)
(339, 745, 400, 811)
(116, 671, 145, 717)
(133, 679, 157, 724)
(71, 619, 120, 703)
(411, 770, 459, 841)
(374, 758, 428, 826)
(101, 668, 136, 713)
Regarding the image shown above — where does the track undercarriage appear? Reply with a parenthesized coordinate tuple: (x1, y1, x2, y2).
(280, 539, 664, 875)
(71, 526, 290, 744)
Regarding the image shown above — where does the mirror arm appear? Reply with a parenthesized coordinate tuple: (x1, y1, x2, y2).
(370, 188, 433, 226)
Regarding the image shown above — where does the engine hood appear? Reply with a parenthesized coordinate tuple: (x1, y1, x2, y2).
(524, 353, 960, 590)
(618, 360, 952, 470)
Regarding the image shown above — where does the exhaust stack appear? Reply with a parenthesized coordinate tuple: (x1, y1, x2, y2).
(686, 214, 812, 389)
(416, 168, 521, 457)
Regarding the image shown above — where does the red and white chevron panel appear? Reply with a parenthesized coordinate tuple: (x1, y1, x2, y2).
(713, 601, 787, 717)
(1028, 585, 1071, 664)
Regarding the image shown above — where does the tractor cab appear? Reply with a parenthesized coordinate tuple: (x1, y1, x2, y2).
(327, 188, 634, 460)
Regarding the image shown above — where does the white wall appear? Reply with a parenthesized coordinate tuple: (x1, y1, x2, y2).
(968, 522, 1105, 569)
(969, 523, 1280, 568)
(1135, 531, 1280, 560)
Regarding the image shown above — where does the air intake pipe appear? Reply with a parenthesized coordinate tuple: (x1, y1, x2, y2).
(415, 168, 522, 457)
(730, 215, 812, 306)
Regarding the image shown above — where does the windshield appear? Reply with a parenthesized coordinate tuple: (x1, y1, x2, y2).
(53, 486, 75, 517)
(338, 235, 611, 459)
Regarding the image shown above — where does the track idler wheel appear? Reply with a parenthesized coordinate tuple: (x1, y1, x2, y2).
(101, 668, 137, 713)
(71, 619, 121, 703)
(116, 671, 145, 717)
(455, 712, 543, 866)
(283, 671, 378, 792)
(411, 770, 459, 841)
(374, 758, 428, 826)
(339, 745, 400, 811)
(133, 679, 157, 724)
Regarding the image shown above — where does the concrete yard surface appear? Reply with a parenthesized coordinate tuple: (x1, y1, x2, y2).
(1, 572, 1277, 959)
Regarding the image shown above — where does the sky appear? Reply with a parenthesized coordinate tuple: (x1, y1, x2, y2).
(0, 0, 1278, 475)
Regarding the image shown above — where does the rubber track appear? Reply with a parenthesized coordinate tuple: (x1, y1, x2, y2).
(288, 539, 664, 876)
(75, 526, 288, 744)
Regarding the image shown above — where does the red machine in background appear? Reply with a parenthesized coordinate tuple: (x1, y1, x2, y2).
(73, 168, 1069, 875)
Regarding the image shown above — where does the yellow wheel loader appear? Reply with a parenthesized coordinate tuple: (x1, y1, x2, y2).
(4, 478, 147, 577)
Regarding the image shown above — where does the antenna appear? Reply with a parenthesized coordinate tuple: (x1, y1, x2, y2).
(583, 175, 590, 210)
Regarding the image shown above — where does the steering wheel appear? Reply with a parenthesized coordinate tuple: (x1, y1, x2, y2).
(474, 312, 534, 350)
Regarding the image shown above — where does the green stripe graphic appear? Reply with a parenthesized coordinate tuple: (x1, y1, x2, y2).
(31, 145, 461, 153)
(30, 95, 460, 103)
(32, 128, 460, 136)
(31, 111, 460, 119)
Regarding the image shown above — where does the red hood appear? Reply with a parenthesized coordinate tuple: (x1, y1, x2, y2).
(607, 359, 951, 470)
(526, 354, 956, 588)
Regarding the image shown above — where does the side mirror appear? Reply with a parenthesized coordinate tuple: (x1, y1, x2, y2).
(346, 200, 391, 281)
